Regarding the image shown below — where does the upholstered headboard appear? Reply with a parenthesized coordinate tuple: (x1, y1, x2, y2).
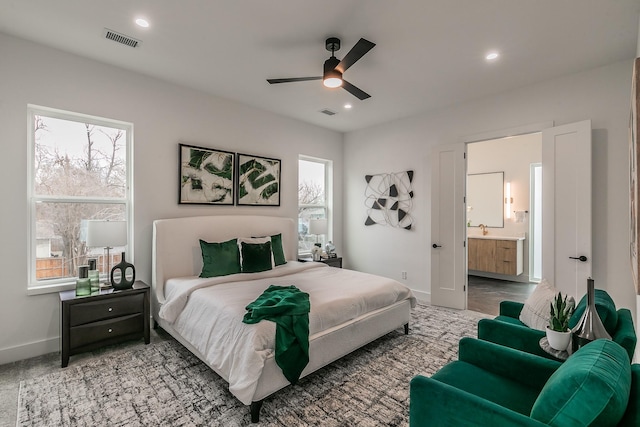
(152, 215, 296, 303)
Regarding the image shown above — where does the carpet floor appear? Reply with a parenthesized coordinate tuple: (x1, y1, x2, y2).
(17, 304, 487, 426)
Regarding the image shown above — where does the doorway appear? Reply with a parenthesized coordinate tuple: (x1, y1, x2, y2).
(431, 120, 592, 311)
(466, 133, 542, 315)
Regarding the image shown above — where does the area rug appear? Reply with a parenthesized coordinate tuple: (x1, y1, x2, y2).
(18, 304, 488, 426)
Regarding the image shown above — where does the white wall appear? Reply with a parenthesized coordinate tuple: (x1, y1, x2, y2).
(344, 59, 636, 314)
(0, 33, 343, 364)
(467, 133, 542, 282)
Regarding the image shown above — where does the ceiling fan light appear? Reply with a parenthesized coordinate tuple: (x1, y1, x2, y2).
(323, 56, 343, 88)
(323, 77, 342, 88)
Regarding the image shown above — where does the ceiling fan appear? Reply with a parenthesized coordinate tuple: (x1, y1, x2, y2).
(267, 37, 376, 100)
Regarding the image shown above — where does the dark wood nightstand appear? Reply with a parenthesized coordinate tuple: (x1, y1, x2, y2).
(298, 256, 343, 268)
(59, 281, 150, 368)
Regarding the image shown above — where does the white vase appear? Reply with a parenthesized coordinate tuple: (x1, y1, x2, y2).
(546, 327, 571, 351)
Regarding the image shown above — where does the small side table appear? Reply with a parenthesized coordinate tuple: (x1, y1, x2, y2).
(539, 337, 572, 361)
(298, 256, 343, 268)
(59, 281, 150, 367)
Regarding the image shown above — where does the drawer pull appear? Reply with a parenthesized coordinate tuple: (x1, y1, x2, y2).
(108, 328, 113, 333)
(108, 307, 113, 312)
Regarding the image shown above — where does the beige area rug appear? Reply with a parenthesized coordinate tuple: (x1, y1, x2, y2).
(18, 305, 488, 426)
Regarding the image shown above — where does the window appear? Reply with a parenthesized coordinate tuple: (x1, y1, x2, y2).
(298, 156, 332, 254)
(27, 105, 133, 292)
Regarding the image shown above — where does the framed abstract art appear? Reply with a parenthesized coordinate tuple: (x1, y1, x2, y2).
(630, 58, 640, 293)
(236, 153, 281, 206)
(179, 143, 235, 205)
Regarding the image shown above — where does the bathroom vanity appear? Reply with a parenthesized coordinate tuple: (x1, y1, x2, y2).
(468, 236, 524, 276)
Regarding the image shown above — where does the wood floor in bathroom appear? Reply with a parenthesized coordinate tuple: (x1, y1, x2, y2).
(467, 275, 537, 316)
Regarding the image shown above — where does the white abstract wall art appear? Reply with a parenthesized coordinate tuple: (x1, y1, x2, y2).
(364, 170, 414, 230)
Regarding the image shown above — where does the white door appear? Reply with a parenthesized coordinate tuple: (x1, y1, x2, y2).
(542, 120, 592, 298)
(430, 143, 467, 309)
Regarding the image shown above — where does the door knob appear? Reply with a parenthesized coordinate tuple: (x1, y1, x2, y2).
(432, 244, 442, 248)
(569, 255, 588, 262)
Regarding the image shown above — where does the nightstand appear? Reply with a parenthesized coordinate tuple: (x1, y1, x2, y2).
(298, 256, 343, 268)
(59, 281, 150, 368)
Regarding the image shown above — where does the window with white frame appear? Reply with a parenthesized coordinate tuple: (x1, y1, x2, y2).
(298, 156, 332, 254)
(27, 105, 133, 291)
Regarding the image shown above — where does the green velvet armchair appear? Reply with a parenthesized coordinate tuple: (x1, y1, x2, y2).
(477, 290, 637, 361)
(410, 338, 640, 426)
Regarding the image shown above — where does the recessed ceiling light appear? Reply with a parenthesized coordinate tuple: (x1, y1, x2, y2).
(135, 18, 150, 28)
(344, 103, 352, 109)
(485, 51, 499, 61)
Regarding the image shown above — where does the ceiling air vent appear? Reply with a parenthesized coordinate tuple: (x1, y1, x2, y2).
(319, 109, 337, 116)
(103, 28, 141, 48)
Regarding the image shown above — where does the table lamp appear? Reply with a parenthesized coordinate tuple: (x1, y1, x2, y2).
(308, 219, 328, 244)
(86, 220, 127, 286)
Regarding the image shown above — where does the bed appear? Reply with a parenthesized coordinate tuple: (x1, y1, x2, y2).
(151, 215, 416, 422)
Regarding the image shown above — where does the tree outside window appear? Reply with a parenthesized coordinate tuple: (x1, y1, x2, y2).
(28, 106, 132, 288)
(298, 157, 331, 254)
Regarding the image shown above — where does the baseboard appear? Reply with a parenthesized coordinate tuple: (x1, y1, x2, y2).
(0, 337, 59, 365)
(411, 289, 430, 304)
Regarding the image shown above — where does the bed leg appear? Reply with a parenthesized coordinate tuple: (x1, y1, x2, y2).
(404, 323, 409, 335)
(250, 400, 263, 423)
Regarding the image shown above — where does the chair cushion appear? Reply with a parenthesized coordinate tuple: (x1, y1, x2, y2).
(432, 361, 540, 416)
(568, 289, 618, 335)
(530, 339, 631, 427)
(495, 315, 527, 327)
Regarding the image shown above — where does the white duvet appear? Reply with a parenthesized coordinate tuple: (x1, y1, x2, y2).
(159, 261, 416, 405)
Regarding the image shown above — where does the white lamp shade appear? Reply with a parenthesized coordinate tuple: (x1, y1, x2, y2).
(308, 219, 328, 235)
(86, 220, 127, 247)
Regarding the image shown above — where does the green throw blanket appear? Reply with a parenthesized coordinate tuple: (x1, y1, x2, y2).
(243, 285, 310, 384)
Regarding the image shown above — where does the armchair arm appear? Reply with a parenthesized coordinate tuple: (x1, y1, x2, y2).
(613, 309, 637, 362)
(477, 319, 556, 360)
(410, 375, 546, 427)
(619, 364, 640, 427)
(499, 301, 524, 318)
(458, 338, 561, 389)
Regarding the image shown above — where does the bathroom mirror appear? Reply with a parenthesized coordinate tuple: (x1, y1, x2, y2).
(467, 171, 504, 228)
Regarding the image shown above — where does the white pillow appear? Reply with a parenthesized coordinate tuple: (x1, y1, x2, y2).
(519, 279, 574, 331)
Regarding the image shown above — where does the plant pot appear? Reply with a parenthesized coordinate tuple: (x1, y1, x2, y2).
(546, 327, 571, 351)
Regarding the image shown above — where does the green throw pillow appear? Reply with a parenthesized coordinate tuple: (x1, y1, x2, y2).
(270, 233, 287, 266)
(568, 289, 618, 334)
(530, 339, 631, 426)
(241, 241, 273, 273)
(199, 238, 241, 278)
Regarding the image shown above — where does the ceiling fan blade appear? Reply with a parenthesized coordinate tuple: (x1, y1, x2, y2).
(335, 38, 375, 74)
(342, 80, 371, 100)
(267, 77, 322, 84)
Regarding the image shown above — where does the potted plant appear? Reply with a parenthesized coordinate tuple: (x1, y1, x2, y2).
(546, 292, 574, 351)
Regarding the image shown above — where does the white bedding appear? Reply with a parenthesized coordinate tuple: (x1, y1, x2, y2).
(158, 261, 416, 404)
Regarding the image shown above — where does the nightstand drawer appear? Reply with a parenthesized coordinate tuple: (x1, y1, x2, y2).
(69, 293, 144, 326)
(69, 314, 144, 349)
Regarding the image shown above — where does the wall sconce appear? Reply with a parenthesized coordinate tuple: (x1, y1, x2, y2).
(505, 182, 513, 219)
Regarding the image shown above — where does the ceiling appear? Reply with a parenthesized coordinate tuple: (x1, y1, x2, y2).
(1, 1, 639, 133)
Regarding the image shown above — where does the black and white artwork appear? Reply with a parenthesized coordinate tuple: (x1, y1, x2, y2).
(364, 170, 414, 230)
(236, 153, 281, 206)
(179, 143, 235, 205)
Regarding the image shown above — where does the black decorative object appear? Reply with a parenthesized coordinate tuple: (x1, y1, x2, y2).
(110, 252, 136, 290)
(571, 277, 611, 353)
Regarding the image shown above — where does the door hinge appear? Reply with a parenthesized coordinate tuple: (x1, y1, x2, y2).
(464, 285, 466, 292)
(463, 241, 466, 247)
